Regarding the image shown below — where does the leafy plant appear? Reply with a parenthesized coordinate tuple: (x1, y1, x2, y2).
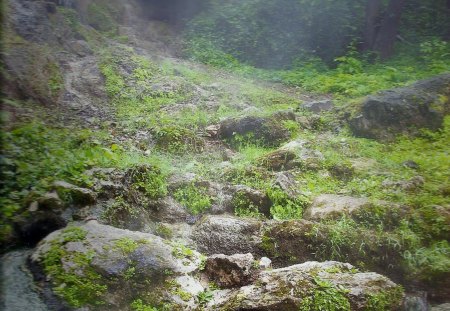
(173, 183, 212, 215)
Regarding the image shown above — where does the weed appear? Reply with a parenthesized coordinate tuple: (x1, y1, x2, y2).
(267, 187, 308, 220)
(197, 290, 214, 305)
(299, 277, 350, 311)
(131, 299, 159, 311)
(173, 183, 212, 215)
(232, 191, 265, 219)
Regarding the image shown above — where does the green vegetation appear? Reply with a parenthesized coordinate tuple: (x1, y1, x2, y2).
(232, 190, 264, 219)
(299, 278, 350, 311)
(267, 187, 308, 220)
(173, 183, 212, 215)
(112, 237, 141, 255)
(2, 0, 449, 306)
(364, 286, 404, 311)
(129, 165, 168, 200)
(131, 299, 160, 311)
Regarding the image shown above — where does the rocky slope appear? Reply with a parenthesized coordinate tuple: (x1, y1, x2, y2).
(1, 0, 449, 310)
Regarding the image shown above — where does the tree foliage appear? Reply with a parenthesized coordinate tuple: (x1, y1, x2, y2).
(183, 0, 449, 68)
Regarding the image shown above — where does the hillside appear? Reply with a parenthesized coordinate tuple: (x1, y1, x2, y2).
(1, 1, 449, 310)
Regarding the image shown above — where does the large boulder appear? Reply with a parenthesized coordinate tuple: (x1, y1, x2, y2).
(350, 74, 450, 140)
(209, 261, 404, 310)
(218, 111, 296, 147)
(303, 194, 373, 221)
(192, 215, 263, 255)
(258, 139, 324, 171)
(31, 221, 204, 310)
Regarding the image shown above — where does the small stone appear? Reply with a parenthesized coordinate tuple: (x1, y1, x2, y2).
(259, 257, 272, 269)
(28, 201, 39, 212)
(402, 160, 420, 169)
(54, 181, 96, 205)
(301, 99, 334, 113)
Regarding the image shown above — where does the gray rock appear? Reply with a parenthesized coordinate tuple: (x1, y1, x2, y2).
(301, 99, 334, 113)
(382, 176, 425, 192)
(273, 172, 302, 199)
(432, 303, 450, 311)
(303, 194, 372, 221)
(31, 221, 204, 309)
(192, 215, 262, 255)
(210, 261, 403, 310)
(218, 111, 296, 147)
(149, 197, 191, 223)
(14, 192, 67, 246)
(350, 74, 450, 140)
(54, 181, 97, 206)
(230, 185, 272, 217)
(36, 191, 64, 211)
(205, 253, 257, 288)
(259, 257, 272, 269)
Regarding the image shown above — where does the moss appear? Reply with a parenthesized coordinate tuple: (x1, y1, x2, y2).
(171, 243, 195, 260)
(260, 234, 277, 256)
(174, 288, 192, 302)
(155, 223, 173, 239)
(131, 299, 160, 311)
(102, 195, 139, 228)
(112, 237, 141, 255)
(42, 226, 107, 308)
(364, 286, 404, 311)
(299, 278, 350, 311)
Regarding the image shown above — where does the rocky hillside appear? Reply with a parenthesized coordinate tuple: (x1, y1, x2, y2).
(1, 0, 449, 310)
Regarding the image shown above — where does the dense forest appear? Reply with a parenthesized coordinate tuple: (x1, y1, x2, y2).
(1, 0, 449, 310)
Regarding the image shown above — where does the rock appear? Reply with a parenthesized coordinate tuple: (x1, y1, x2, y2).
(192, 215, 262, 255)
(13, 191, 67, 246)
(259, 220, 315, 265)
(303, 194, 373, 221)
(205, 253, 257, 288)
(230, 185, 272, 217)
(301, 99, 334, 113)
(211, 261, 404, 311)
(403, 292, 429, 311)
(382, 176, 425, 192)
(258, 139, 324, 171)
(68, 40, 92, 57)
(258, 149, 298, 171)
(432, 303, 450, 311)
(273, 172, 302, 199)
(13, 208, 67, 247)
(9, 0, 56, 43)
(149, 197, 191, 223)
(402, 160, 420, 170)
(31, 221, 204, 309)
(218, 111, 296, 147)
(36, 191, 64, 211)
(54, 181, 97, 206)
(259, 257, 272, 269)
(350, 74, 450, 140)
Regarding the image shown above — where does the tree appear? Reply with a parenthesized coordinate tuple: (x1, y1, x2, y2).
(363, 0, 406, 59)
